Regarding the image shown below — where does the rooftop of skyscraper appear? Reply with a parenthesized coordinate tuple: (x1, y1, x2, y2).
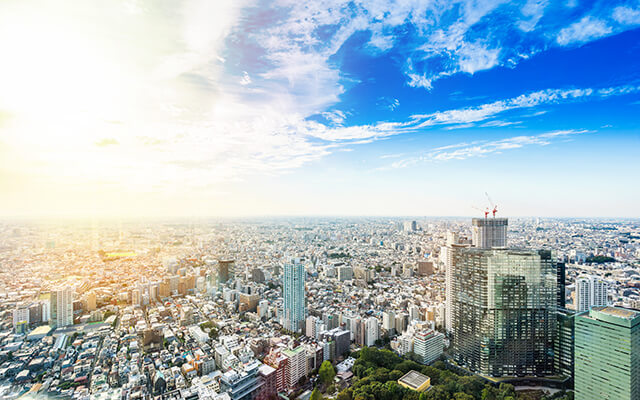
(591, 306, 640, 321)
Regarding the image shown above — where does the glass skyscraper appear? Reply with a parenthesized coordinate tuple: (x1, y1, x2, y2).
(282, 258, 306, 333)
(554, 308, 576, 382)
(574, 306, 640, 400)
(450, 248, 557, 377)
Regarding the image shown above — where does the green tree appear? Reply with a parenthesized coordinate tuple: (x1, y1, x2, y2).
(419, 366, 441, 385)
(310, 388, 324, 400)
(389, 369, 404, 381)
(336, 389, 352, 400)
(422, 386, 449, 400)
(319, 360, 336, 386)
(457, 376, 484, 396)
(371, 367, 390, 382)
(402, 391, 420, 400)
(208, 327, 219, 340)
(395, 360, 422, 374)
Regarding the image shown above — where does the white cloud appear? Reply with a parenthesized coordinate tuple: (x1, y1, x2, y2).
(519, 0, 549, 31)
(308, 83, 639, 142)
(407, 73, 433, 89)
(612, 6, 640, 25)
(240, 71, 252, 85)
(403, 86, 629, 129)
(557, 16, 612, 45)
(368, 32, 395, 51)
(385, 130, 589, 168)
(428, 129, 588, 161)
(322, 110, 347, 125)
(457, 42, 500, 74)
(479, 120, 522, 127)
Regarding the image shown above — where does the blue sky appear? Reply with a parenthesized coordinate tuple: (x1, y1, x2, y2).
(0, 0, 639, 217)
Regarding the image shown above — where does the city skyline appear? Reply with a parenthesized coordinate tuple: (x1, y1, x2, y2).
(0, 0, 639, 218)
(2, 1, 640, 398)
(1, 210, 639, 398)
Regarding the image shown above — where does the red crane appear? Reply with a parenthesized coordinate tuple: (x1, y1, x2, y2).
(485, 192, 498, 217)
(472, 205, 490, 219)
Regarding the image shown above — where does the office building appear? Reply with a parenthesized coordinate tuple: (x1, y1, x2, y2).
(239, 293, 259, 313)
(305, 316, 318, 338)
(554, 308, 576, 381)
(51, 287, 74, 328)
(337, 266, 353, 281)
(219, 360, 262, 400)
(282, 258, 306, 332)
(218, 260, 234, 284)
(257, 364, 277, 400)
(417, 261, 434, 276)
(471, 217, 508, 249)
(28, 303, 43, 327)
(557, 262, 566, 308)
(86, 291, 97, 311)
(450, 248, 557, 377)
(320, 328, 350, 359)
(409, 304, 421, 322)
(365, 317, 379, 346)
(132, 289, 141, 306)
(574, 306, 640, 400)
(444, 232, 470, 334)
(13, 306, 29, 333)
(413, 329, 444, 365)
(382, 311, 395, 333)
(575, 275, 608, 312)
(282, 346, 307, 389)
(403, 220, 417, 232)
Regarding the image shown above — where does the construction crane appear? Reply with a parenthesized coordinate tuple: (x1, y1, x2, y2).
(485, 192, 498, 217)
(472, 205, 490, 219)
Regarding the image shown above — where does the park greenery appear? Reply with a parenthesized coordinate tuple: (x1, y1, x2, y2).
(331, 347, 573, 400)
(585, 255, 615, 264)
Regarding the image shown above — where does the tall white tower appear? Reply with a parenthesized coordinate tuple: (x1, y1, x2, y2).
(365, 317, 379, 346)
(575, 275, 608, 312)
(51, 287, 73, 328)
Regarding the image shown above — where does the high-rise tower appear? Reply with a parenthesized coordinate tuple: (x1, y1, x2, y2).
(282, 258, 306, 332)
(450, 248, 558, 377)
(50, 287, 73, 328)
(575, 275, 608, 312)
(217, 260, 234, 284)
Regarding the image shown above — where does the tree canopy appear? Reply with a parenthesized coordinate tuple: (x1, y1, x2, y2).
(319, 360, 336, 386)
(335, 347, 573, 400)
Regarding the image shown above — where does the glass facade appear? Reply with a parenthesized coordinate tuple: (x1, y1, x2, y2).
(554, 308, 576, 382)
(574, 306, 640, 400)
(451, 248, 557, 377)
(282, 259, 306, 333)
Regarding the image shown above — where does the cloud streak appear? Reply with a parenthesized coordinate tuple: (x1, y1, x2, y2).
(386, 130, 589, 169)
(303, 84, 640, 142)
(557, 16, 612, 45)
